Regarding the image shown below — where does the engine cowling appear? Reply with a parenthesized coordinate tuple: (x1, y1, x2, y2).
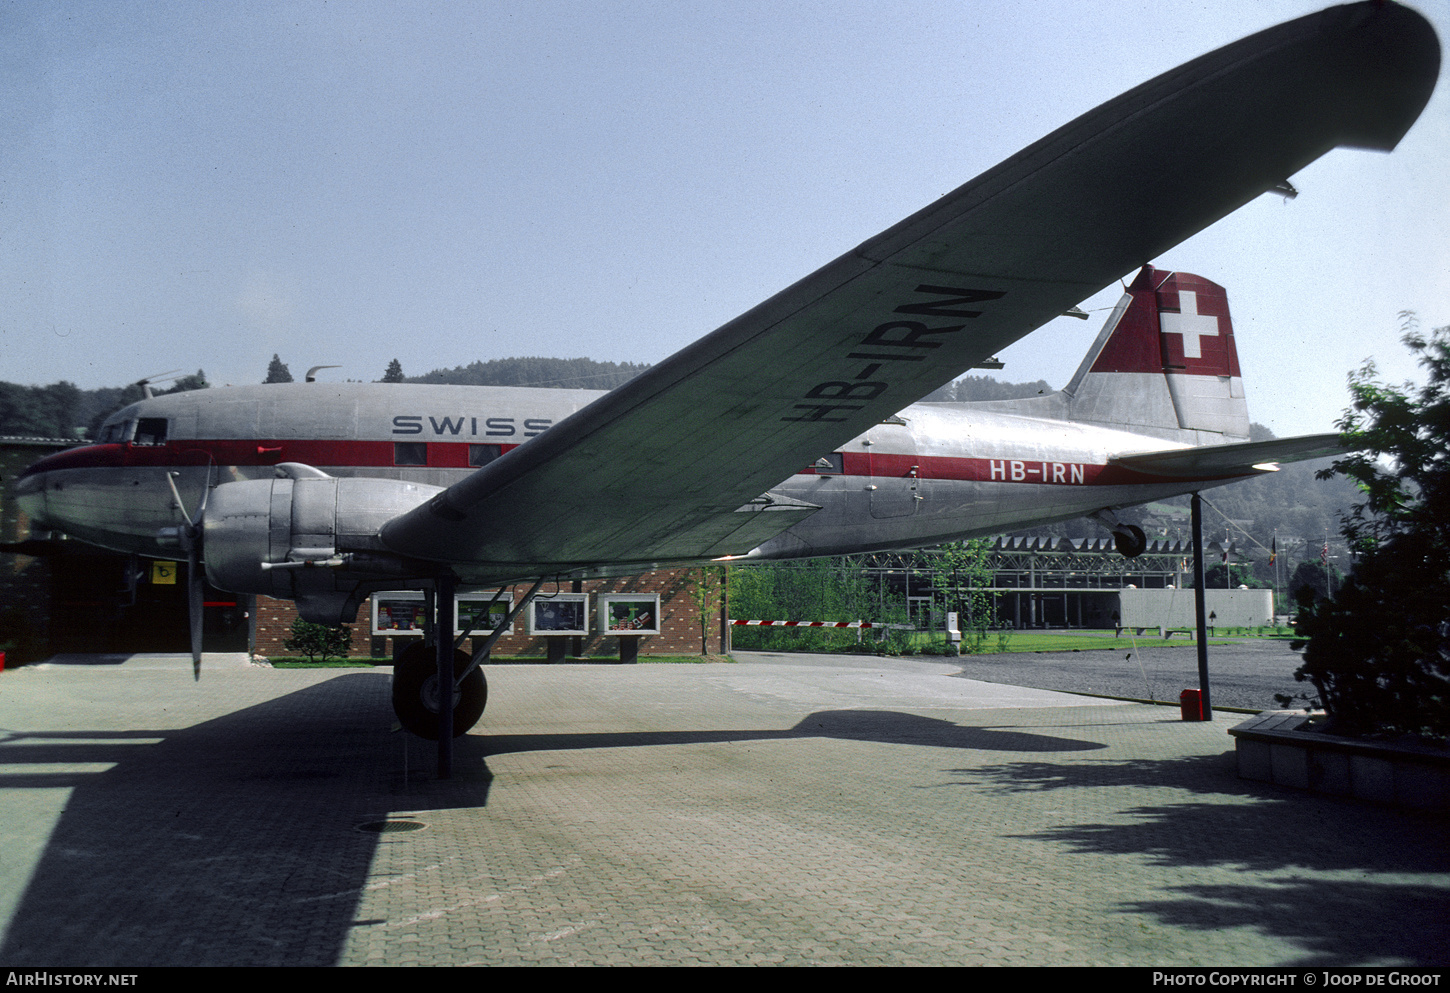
(203, 475, 443, 623)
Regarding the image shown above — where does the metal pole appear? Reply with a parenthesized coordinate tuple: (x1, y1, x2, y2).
(721, 565, 731, 655)
(1272, 530, 1279, 623)
(436, 573, 456, 777)
(1191, 493, 1213, 720)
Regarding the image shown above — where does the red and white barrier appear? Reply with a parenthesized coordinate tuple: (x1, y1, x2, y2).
(728, 619, 874, 628)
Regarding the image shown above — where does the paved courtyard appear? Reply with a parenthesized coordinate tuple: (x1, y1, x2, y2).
(0, 650, 1446, 966)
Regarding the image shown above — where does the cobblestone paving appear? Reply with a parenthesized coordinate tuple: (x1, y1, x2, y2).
(1, 652, 1446, 966)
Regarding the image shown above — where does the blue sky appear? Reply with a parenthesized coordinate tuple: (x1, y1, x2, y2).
(2, 0, 1445, 438)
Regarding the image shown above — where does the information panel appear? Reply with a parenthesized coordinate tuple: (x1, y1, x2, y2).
(528, 593, 589, 636)
(371, 591, 515, 637)
(373, 592, 427, 636)
(456, 593, 514, 636)
(597, 594, 661, 635)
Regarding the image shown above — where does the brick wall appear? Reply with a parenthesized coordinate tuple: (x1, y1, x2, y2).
(253, 567, 723, 658)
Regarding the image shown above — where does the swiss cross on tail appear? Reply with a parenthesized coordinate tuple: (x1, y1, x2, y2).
(1155, 273, 1240, 378)
(1159, 292, 1218, 358)
(1085, 265, 1242, 378)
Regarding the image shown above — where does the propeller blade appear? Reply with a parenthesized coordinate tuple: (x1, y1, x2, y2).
(166, 465, 213, 679)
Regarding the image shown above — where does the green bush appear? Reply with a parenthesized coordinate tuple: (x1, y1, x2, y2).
(282, 619, 352, 663)
(1286, 320, 1450, 739)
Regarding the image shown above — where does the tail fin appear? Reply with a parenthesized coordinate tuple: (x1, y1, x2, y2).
(1063, 265, 1248, 441)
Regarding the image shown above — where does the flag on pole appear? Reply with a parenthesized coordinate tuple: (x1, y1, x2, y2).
(1321, 541, 1329, 565)
(1269, 537, 1277, 565)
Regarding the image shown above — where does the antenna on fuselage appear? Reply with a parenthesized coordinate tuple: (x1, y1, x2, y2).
(135, 369, 183, 399)
(305, 365, 342, 383)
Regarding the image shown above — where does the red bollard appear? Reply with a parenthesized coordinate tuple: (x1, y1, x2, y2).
(1179, 688, 1203, 721)
(0, 651, 6, 673)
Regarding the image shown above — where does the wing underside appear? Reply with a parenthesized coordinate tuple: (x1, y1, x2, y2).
(378, 3, 1437, 576)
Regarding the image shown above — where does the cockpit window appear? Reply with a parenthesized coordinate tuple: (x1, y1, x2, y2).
(133, 418, 168, 446)
(98, 421, 124, 444)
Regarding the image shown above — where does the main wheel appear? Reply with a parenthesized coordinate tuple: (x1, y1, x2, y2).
(391, 642, 487, 739)
(1113, 524, 1148, 558)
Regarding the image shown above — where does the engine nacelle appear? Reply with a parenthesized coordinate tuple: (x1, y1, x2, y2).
(203, 475, 443, 622)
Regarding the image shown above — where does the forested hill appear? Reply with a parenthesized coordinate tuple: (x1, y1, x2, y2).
(0, 361, 1027, 437)
(408, 357, 650, 391)
(921, 374, 1054, 402)
(0, 375, 206, 441)
(404, 360, 1053, 400)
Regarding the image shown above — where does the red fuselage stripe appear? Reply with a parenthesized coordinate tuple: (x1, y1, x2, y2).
(24, 440, 1234, 487)
(22, 440, 521, 474)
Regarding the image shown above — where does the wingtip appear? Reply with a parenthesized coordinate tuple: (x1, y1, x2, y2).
(1332, 0, 1441, 152)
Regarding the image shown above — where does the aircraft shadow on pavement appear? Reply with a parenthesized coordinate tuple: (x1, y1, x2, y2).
(0, 675, 1106, 966)
(941, 753, 1450, 966)
(0, 674, 424, 967)
(479, 708, 1110, 758)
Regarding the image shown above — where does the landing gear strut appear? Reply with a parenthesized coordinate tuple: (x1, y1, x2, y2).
(391, 641, 487, 739)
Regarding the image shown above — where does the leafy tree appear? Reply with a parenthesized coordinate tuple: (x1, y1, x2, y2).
(382, 358, 405, 383)
(264, 355, 293, 384)
(729, 558, 903, 653)
(1288, 319, 1450, 738)
(1286, 559, 1343, 603)
(689, 566, 723, 655)
(1200, 562, 1268, 589)
(282, 618, 351, 662)
(0, 381, 83, 438)
(927, 540, 996, 652)
(80, 384, 145, 438)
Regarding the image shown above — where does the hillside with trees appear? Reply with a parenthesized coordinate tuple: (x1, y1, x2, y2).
(407, 356, 649, 391)
(0, 372, 209, 440)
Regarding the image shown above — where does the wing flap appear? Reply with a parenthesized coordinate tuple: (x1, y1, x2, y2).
(623, 494, 823, 562)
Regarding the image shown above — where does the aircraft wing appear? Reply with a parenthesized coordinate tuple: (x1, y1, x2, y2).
(1109, 434, 1346, 480)
(380, 2, 1437, 576)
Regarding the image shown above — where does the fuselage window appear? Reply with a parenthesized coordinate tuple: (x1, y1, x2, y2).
(469, 444, 502, 468)
(133, 418, 168, 446)
(394, 442, 428, 466)
(810, 453, 844, 474)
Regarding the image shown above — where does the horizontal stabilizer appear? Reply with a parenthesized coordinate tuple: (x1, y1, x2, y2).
(1109, 433, 1344, 478)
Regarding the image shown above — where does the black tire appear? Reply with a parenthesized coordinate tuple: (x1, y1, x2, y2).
(1114, 524, 1148, 558)
(391, 642, 487, 739)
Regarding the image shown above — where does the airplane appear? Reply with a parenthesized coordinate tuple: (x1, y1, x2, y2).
(10, 2, 1441, 749)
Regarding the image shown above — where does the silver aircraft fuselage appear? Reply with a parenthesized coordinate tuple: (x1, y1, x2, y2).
(16, 380, 1242, 573)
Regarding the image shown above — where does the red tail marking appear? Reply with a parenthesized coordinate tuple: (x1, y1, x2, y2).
(1088, 266, 1239, 378)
